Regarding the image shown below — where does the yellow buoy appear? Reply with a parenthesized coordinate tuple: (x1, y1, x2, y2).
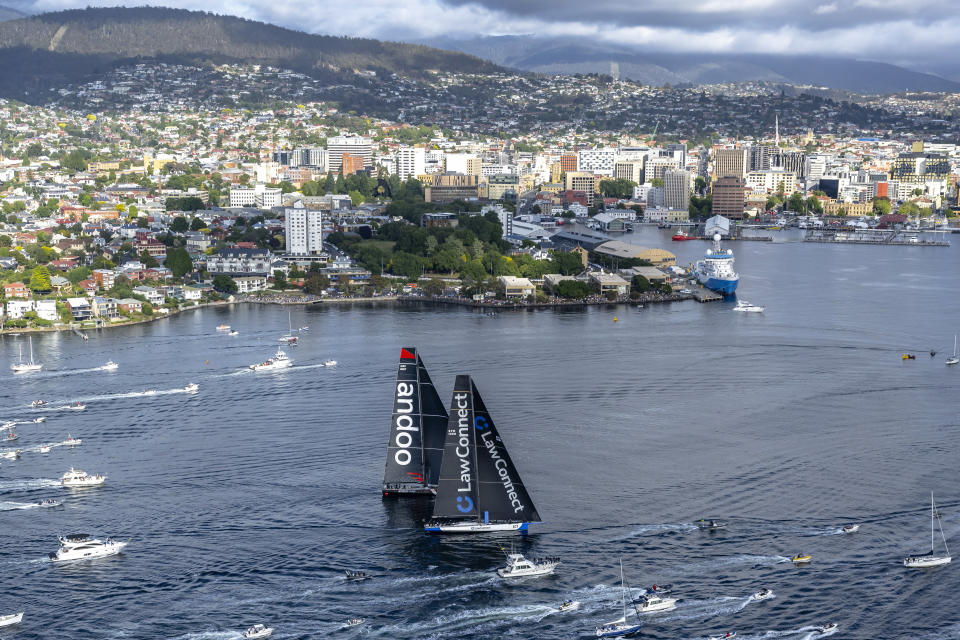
(613, 317, 618, 323)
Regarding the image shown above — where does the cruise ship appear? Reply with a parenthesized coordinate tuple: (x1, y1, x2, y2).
(693, 234, 739, 295)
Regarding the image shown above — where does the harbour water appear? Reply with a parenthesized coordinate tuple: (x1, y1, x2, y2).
(2, 229, 960, 639)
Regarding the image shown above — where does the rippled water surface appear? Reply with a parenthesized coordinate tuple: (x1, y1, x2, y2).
(2, 229, 959, 639)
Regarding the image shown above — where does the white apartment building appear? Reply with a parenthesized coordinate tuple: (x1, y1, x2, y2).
(230, 184, 282, 209)
(445, 153, 481, 176)
(396, 147, 426, 181)
(326, 135, 372, 173)
(577, 149, 617, 176)
(284, 201, 324, 255)
(746, 169, 797, 195)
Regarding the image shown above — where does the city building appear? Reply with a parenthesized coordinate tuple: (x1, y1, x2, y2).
(206, 248, 274, 275)
(445, 153, 481, 176)
(284, 201, 324, 255)
(589, 272, 630, 296)
(577, 149, 617, 176)
(644, 157, 681, 182)
(713, 148, 748, 180)
(326, 135, 372, 173)
(498, 276, 535, 298)
(614, 160, 643, 184)
(564, 172, 597, 205)
(559, 153, 578, 172)
(592, 240, 677, 267)
(711, 177, 746, 220)
(341, 153, 365, 176)
(746, 169, 797, 195)
(487, 174, 520, 201)
(396, 147, 426, 181)
(424, 173, 480, 203)
(664, 169, 691, 210)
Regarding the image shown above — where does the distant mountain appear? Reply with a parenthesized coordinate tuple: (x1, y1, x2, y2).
(0, 4, 26, 21)
(432, 35, 960, 94)
(0, 6, 502, 101)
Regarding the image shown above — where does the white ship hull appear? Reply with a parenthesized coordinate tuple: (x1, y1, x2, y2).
(425, 521, 530, 533)
(904, 555, 951, 568)
(51, 541, 126, 562)
(0, 612, 23, 627)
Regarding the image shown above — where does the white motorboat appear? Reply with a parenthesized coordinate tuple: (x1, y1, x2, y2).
(49, 534, 127, 562)
(708, 633, 736, 640)
(697, 519, 727, 530)
(345, 570, 371, 581)
(497, 552, 560, 578)
(228, 330, 239, 336)
(69, 402, 86, 411)
(559, 599, 581, 612)
(101, 361, 119, 371)
(216, 323, 231, 332)
(299, 326, 309, 332)
(37, 498, 62, 508)
(3, 431, 17, 441)
(31, 399, 47, 407)
(142, 389, 158, 396)
(243, 623, 273, 638)
(0, 611, 23, 628)
(904, 492, 951, 568)
(751, 588, 775, 601)
(11, 337, 42, 373)
(812, 623, 838, 636)
(61, 467, 105, 487)
(733, 300, 764, 313)
(596, 558, 643, 638)
(0, 449, 21, 460)
(842, 524, 860, 534)
(324, 359, 338, 366)
(39, 444, 52, 453)
(345, 618, 364, 628)
(64, 434, 82, 446)
(947, 335, 959, 366)
(250, 350, 292, 371)
(634, 594, 677, 614)
(183, 383, 199, 393)
(33, 417, 46, 423)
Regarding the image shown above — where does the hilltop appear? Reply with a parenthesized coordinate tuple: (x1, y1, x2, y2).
(0, 6, 502, 101)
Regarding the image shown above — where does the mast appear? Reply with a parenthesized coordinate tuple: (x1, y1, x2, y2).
(29, 337, 34, 364)
(620, 558, 627, 620)
(931, 492, 936, 555)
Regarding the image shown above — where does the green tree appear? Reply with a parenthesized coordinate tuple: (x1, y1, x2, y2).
(67, 266, 91, 284)
(303, 273, 330, 294)
(650, 178, 664, 188)
(170, 216, 189, 232)
(190, 217, 206, 231)
(631, 274, 651, 293)
(552, 251, 585, 275)
(29, 265, 52, 292)
(423, 278, 445, 296)
(598, 178, 637, 199)
(787, 191, 806, 214)
(272, 270, 288, 290)
(164, 247, 193, 278)
(141, 302, 154, 316)
(212, 274, 238, 294)
(0, 235, 10, 247)
(553, 280, 592, 299)
(139, 250, 159, 268)
(872, 197, 892, 216)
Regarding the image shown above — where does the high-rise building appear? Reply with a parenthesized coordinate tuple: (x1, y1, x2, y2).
(577, 149, 617, 176)
(564, 171, 597, 205)
(666, 144, 688, 168)
(805, 155, 828, 184)
(890, 152, 950, 184)
(559, 153, 578, 172)
(614, 160, 643, 184)
(750, 145, 775, 171)
(713, 148, 748, 180)
(711, 177, 746, 220)
(284, 201, 324, 255)
(326, 135, 372, 173)
(664, 169, 691, 211)
(341, 153, 365, 176)
(424, 173, 479, 203)
(746, 169, 797, 195)
(779, 151, 806, 179)
(396, 147, 426, 181)
(644, 157, 681, 182)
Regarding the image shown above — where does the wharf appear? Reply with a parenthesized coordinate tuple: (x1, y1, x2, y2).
(803, 229, 950, 246)
(691, 288, 723, 302)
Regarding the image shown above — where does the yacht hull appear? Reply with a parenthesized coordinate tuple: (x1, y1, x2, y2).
(425, 521, 530, 534)
(904, 555, 951, 568)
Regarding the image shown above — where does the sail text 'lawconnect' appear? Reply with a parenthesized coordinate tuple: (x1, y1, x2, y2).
(454, 392, 473, 492)
(479, 430, 525, 514)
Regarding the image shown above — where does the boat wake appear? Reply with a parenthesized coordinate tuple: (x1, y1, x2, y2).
(678, 554, 791, 573)
(659, 592, 760, 623)
(31, 366, 111, 379)
(0, 501, 44, 511)
(172, 633, 241, 640)
(611, 522, 699, 540)
(725, 628, 823, 640)
(0, 479, 61, 493)
(371, 601, 556, 638)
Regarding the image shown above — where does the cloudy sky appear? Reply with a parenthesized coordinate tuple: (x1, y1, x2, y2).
(12, 0, 960, 69)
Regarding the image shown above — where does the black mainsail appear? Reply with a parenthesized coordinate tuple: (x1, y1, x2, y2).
(427, 375, 541, 532)
(382, 347, 448, 497)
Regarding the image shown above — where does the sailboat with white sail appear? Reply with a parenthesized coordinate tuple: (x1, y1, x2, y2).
(382, 347, 448, 497)
(11, 337, 42, 374)
(946, 335, 959, 366)
(595, 558, 643, 638)
(903, 492, 951, 568)
(278, 310, 298, 345)
(424, 375, 542, 533)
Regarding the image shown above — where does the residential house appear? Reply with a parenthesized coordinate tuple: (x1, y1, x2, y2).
(133, 286, 164, 305)
(77, 279, 98, 297)
(35, 299, 58, 321)
(5, 299, 34, 319)
(233, 276, 268, 293)
(50, 275, 71, 295)
(0, 257, 17, 270)
(91, 296, 119, 319)
(117, 298, 143, 314)
(4, 282, 30, 299)
(184, 232, 213, 252)
(65, 297, 93, 321)
(91, 269, 117, 289)
(206, 248, 273, 275)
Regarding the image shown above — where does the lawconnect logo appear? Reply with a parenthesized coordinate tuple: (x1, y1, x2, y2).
(475, 416, 488, 430)
(456, 496, 475, 513)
